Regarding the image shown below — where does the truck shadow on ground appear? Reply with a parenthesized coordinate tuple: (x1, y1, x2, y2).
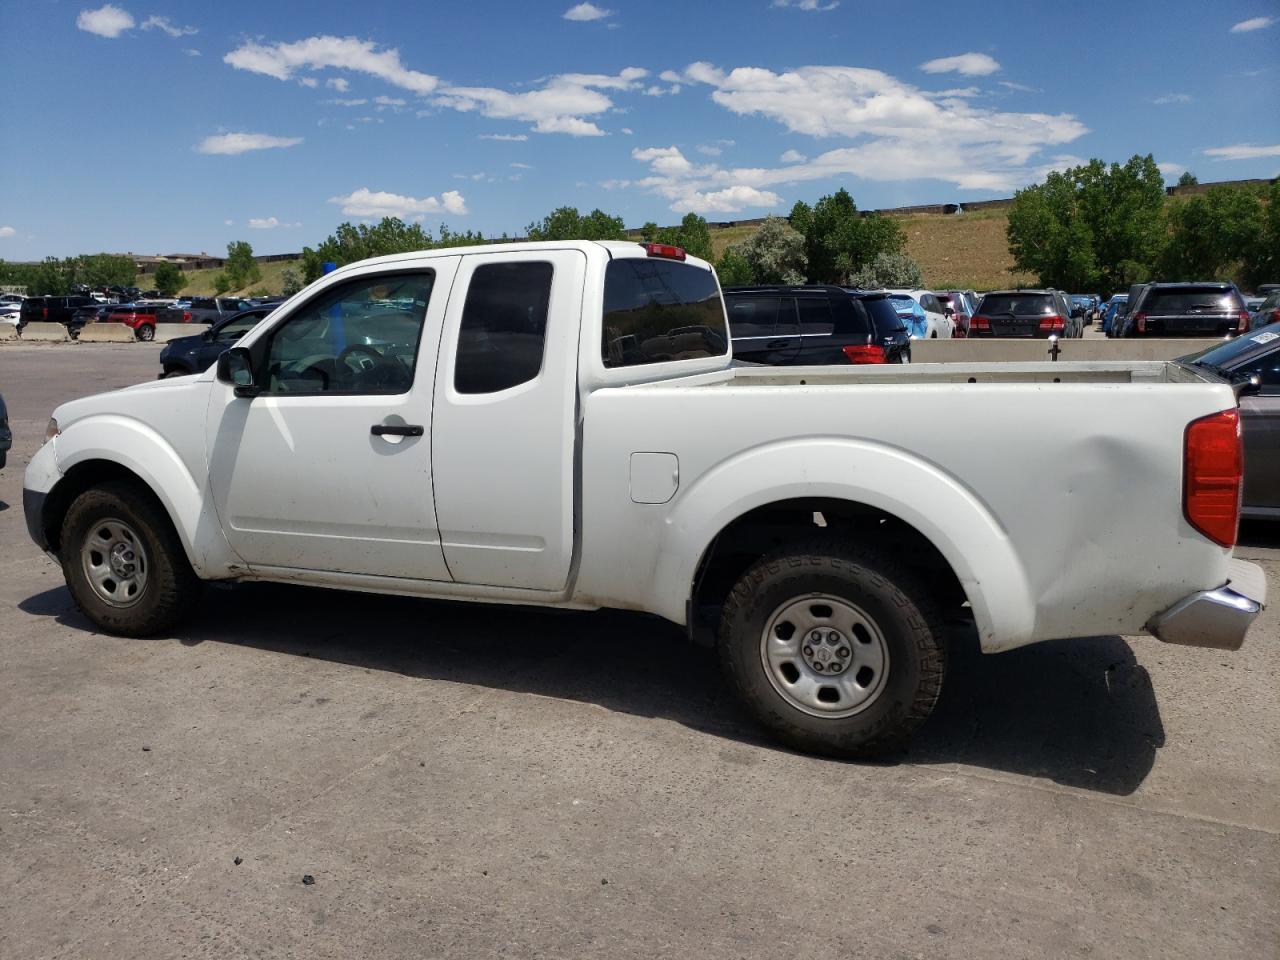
(22, 580, 1164, 797)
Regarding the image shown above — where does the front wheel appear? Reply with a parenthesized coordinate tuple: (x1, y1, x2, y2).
(60, 481, 201, 636)
(136, 324, 155, 341)
(718, 542, 946, 758)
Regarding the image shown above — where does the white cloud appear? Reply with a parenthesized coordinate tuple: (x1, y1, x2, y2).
(325, 97, 367, 106)
(998, 80, 1039, 93)
(1157, 162, 1185, 176)
(628, 146, 782, 213)
(223, 219, 233, 226)
(780, 149, 807, 163)
(920, 52, 1001, 76)
(196, 132, 304, 155)
(1153, 93, 1191, 105)
(480, 133, 529, 141)
(632, 146, 695, 176)
(510, 162, 532, 169)
(621, 127, 633, 135)
(697, 145, 723, 156)
(643, 83, 681, 96)
(140, 15, 197, 38)
(76, 5, 134, 38)
(248, 217, 280, 229)
(374, 95, 406, 106)
(326, 77, 349, 91)
(298, 77, 319, 88)
(434, 68, 645, 136)
(0, 226, 15, 238)
(1230, 16, 1275, 32)
(224, 36, 439, 94)
(1204, 143, 1280, 160)
(771, 0, 839, 10)
(563, 3, 612, 21)
(183, 48, 201, 57)
(329, 187, 468, 219)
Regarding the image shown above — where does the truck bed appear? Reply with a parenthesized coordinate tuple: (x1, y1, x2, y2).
(709, 360, 1209, 388)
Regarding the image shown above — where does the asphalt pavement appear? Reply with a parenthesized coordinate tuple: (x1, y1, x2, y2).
(0, 341, 1276, 960)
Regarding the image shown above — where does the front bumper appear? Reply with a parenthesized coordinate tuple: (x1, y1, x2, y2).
(1146, 559, 1267, 650)
(24, 487, 49, 551)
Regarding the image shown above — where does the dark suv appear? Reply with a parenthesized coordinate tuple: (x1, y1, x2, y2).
(1125, 282, 1250, 337)
(971, 289, 1082, 338)
(723, 285, 911, 365)
(158, 306, 275, 377)
(17, 295, 95, 334)
(187, 297, 252, 325)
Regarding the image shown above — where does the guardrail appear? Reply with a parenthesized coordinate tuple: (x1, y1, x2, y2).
(78, 324, 135, 343)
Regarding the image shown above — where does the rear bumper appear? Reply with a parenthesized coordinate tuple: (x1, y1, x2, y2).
(1146, 559, 1267, 650)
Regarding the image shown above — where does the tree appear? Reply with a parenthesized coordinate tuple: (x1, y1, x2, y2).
(1160, 184, 1267, 283)
(715, 248, 756, 286)
(1177, 171, 1199, 188)
(653, 212, 715, 262)
(789, 189, 906, 284)
(1244, 180, 1280, 290)
(77, 253, 137, 289)
(152, 261, 186, 297)
(300, 218, 484, 281)
(525, 206, 626, 241)
(28, 258, 73, 296)
(223, 240, 261, 291)
(732, 216, 807, 285)
(212, 272, 232, 295)
(847, 252, 925, 289)
(1006, 155, 1167, 290)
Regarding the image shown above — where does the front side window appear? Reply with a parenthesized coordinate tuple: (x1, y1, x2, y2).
(263, 271, 433, 395)
(216, 313, 264, 342)
(601, 258, 727, 368)
(455, 261, 553, 394)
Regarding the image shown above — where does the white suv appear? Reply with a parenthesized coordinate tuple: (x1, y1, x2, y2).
(883, 289, 954, 339)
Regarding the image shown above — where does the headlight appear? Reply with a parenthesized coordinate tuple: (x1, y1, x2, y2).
(45, 418, 60, 443)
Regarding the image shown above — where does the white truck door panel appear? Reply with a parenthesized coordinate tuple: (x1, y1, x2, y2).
(205, 262, 458, 580)
(431, 250, 585, 591)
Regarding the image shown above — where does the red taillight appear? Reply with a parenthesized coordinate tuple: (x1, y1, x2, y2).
(1134, 311, 1147, 334)
(643, 242, 686, 261)
(1237, 310, 1250, 334)
(1038, 314, 1065, 333)
(970, 314, 991, 332)
(1184, 409, 1242, 547)
(42, 307, 48, 319)
(1271, 308, 1280, 324)
(842, 344, 886, 364)
(183, 311, 192, 323)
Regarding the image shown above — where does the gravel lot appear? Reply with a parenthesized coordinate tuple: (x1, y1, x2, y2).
(1, 342, 1277, 960)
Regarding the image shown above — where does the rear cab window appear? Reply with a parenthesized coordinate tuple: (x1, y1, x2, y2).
(977, 294, 1055, 316)
(601, 258, 727, 368)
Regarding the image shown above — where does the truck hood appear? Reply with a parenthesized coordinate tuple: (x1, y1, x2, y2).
(53, 373, 207, 428)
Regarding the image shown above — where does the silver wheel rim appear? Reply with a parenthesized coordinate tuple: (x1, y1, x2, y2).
(80, 517, 149, 607)
(760, 593, 890, 719)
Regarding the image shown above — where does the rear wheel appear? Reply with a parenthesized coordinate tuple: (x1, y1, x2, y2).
(136, 324, 155, 342)
(60, 481, 201, 636)
(719, 541, 946, 758)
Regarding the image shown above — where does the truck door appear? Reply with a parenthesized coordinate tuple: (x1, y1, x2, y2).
(205, 262, 457, 580)
(431, 250, 585, 591)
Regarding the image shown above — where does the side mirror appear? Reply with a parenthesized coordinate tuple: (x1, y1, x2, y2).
(944, 307, 955, 318)
(217, 347, 260, 398)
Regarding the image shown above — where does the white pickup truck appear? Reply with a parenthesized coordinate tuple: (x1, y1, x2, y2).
(23, 241, 1267, 757)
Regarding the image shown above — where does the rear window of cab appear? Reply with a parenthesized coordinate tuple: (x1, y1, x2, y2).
(601, 258, 727, 368)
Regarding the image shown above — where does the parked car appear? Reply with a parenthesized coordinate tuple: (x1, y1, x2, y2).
(971, 289, 1083, 338)
(1181, 323, 1280, 519)
(1251, 290, 1280, 330)
(723, 286, 910, 365)
(0, 392, 10, 469)
(0, 293, 25, 306)
(1071, 295, 1093, 325)
(66, 304, 119, 338)
(186, 297, 252, 325)
(936, 290, 976, 338)
(22, 239, 1267, 759)
(159, 306, 276, 377)
(105, 303, 191, 341)
(883, 289, 953, 338)
(0, 302, 21, 328)
(1125, 282, 1250, 338)
(17, 295, 95, 334)
(1101, 295, 1128, 336)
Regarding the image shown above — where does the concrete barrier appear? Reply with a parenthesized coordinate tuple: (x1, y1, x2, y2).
(0, 325, 17, 342)
(19, 322, 70, 342)
(154, 323, 209, 343)
(912, 337, 1222, 363)
(78, 323, 135, 343)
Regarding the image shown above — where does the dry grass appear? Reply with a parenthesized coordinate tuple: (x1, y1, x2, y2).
(706, 208, 1037, 290)
(159, 258, 304, 297)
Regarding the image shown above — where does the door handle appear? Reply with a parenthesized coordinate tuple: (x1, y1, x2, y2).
(767, 339, 789, 348)
(371, 424, 424, 437)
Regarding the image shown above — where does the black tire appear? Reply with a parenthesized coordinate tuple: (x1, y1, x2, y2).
(718, 541, 946, 758)
(60, 480, 201, 637)
(136, 324, 155, 342)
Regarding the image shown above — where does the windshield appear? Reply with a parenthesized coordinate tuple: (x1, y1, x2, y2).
(1184, 322, 1280, 370)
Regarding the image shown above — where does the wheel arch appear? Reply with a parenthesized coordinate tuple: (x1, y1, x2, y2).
(652, 439, 1037, 652)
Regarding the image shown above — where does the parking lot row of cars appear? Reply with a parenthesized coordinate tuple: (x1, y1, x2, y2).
(1, 293, 284, 340)
(1102, 282, 1279, 337)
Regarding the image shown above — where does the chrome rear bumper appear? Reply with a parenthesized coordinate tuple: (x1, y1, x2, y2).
(1146, 559, 1267, 651)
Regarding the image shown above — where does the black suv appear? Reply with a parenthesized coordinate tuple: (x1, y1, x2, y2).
(1125, 282, 1250, 337)
(17, 295, 95, 334)
(158, 306, 275, 377)
(723, 285, 911, 365)
(971, 289, 1082, 338)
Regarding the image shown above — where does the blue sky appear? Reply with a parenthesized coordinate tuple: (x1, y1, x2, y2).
(1, 0, 1277, 259)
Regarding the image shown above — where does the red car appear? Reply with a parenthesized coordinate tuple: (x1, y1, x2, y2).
(936, 290, 976, 339)
(106, 304, 191, 341)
